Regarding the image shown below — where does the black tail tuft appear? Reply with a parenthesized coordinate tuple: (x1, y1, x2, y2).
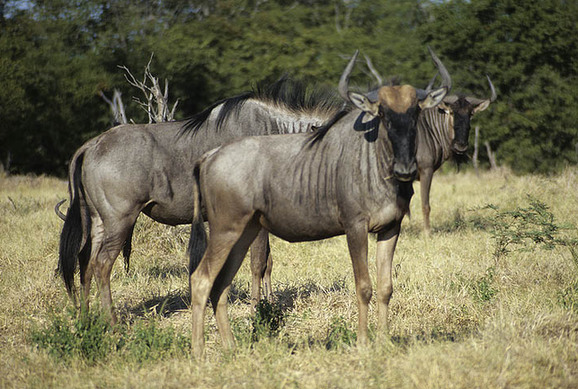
(122, 226, 134, 273)
(188, 162, 207, 275)
(58, 153, 87, 296)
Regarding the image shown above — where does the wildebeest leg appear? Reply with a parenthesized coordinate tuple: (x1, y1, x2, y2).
(212, 221, 262, 349)
(419, 167, 434, 235)
(375, 224, 400, 341)
(83, 213, 135, 325)
(250, 229, 273, 307)
(345, 223, 371, 346)
(190, 216, 256, 358)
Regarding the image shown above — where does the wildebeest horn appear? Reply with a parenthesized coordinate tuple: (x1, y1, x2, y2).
(55, 199, 67, 221)
(425, 72, 438, 92)
(338, 50, 360, 103)
(427, 46, 452, 92)
(466, 75, 498, 105)
(417, 47, 452, 100)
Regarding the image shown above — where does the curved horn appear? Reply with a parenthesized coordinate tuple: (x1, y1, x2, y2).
(427, 46, 452, 92)
(425, 72, 438, 92)
(338, 50, 360, 103)
(466, 74, 498, 105)
(55, 199, 67, 221)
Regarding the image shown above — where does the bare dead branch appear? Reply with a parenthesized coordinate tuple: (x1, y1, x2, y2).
(363, 54, 383, 86)
(99, 89, 127, 124)
(118, 53, 179, 123)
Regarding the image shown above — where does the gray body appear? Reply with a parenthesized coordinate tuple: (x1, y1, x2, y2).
(415, 78, 496, 234)
(58, 81, 342, 323)
(188, 49, 451, 356)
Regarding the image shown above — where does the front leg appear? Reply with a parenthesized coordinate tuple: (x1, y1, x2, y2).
(345, 223, 371, 346)
(376, 223, 400, 340)
(419, 167, 434, 236)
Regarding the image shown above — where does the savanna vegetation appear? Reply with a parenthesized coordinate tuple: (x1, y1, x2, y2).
(1, 0, 577, 387)
(1, 167, 577, 388)
(1, 0, 577, 176)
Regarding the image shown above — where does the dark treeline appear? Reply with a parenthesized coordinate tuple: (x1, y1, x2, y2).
(1, 0, 576, 176)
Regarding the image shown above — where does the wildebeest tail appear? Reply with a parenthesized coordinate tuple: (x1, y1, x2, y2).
(188, 160, 207, 275)
(58, 152, 90, 297)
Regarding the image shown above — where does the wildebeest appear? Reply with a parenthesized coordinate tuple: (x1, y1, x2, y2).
(58, 78, 345, 323)
(188, 48, 451, 356)
(416, 76, 497, 234)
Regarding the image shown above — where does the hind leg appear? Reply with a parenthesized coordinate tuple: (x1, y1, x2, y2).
(190, 217, 259, 357)
(82, 213, 136, 325)
(212, 221, 262, 349)
(250, 229, 273, 307)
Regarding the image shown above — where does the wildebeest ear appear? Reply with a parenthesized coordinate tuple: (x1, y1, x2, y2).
(437, 101, 451, 115)
(472, 99, 491, 114)
(419, 87, 448, 110)
(348, 92, 379, 120)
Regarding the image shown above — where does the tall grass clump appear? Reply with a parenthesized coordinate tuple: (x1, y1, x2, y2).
(558, 246, 578, 313)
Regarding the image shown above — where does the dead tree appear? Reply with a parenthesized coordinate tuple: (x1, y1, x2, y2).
(484, 141, 498, 170)
(99, 89, 127, 125)
(119, 54, 179, 123)
(473, 126, 479, 175)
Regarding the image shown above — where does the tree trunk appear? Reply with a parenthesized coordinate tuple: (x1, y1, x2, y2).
(484, 141, 498, 170)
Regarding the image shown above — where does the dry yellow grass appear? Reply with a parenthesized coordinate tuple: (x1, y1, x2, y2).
(0, 167, 577, 388)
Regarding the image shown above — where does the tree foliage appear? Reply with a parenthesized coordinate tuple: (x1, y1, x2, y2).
(0, 0, 576, 176)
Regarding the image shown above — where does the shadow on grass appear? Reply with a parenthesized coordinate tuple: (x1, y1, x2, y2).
(389, 326, 476, 350)
(126, 290, 189, 320)
(273, 278, 348, 311)
(146, 263, 188, 279)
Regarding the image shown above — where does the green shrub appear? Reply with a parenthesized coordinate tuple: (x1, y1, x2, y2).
(30, 309, 117, 362)
(252, 299, 285, 341)
(30, 309, 189, 363)
(126, 320, 190, 362)
(482, 196, 577, 260)
(325, 316, 356, 350)
(472, 266, 498, 303)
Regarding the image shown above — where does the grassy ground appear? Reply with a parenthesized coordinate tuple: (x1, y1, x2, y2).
(1, 167, 577, 388)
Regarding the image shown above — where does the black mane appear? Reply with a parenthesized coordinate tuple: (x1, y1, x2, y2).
(180, 76, 343, 137)
(307, 109, 350, 144)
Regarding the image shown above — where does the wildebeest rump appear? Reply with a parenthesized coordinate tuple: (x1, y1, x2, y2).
(416, 75, 497, 234)
(188, 48, 451, 357)
(58, 79, 345, 323)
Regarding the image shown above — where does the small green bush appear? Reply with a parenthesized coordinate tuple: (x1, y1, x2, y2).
(30, 309, 189, 363)
(252, 299, 285, 341)
(126, 320, 190, 362)
(482, 196, 577, 260)
(30, 309, 117, 362)
(472, 266, 498, 303)
(325, 316, 356, 350)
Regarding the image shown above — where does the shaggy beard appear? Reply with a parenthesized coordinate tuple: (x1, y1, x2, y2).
(451, 151, 470, 171)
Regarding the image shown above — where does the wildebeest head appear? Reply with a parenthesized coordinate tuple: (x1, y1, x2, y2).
(338, 48, 451, 182)
(432, 75, 497, 156)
